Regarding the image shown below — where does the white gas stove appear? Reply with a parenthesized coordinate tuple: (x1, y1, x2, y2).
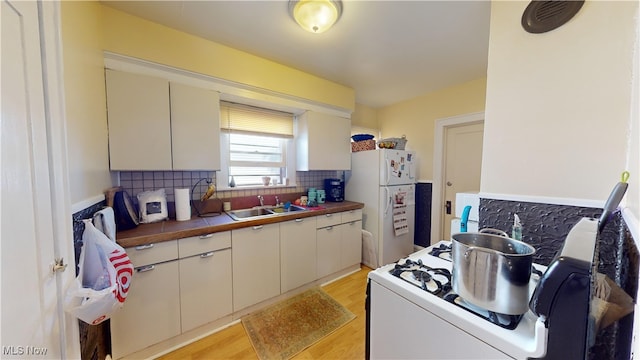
(367, 241, 549, 359)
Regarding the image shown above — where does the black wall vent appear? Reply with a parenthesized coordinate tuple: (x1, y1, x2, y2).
(522, 0, 584, 34)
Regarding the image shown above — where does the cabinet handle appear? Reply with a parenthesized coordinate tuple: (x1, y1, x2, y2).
(136, 265, 155, 273)
(326, 226, 333, 231)
(295, 219, 304, 222)
(349, 221, 358, 225)
(199, 234, 213, 239)
(135, 244, 154, 251)
(200, 251, 215, 258)
(325, 214, 333, 217)
(252, 225, 263, 230)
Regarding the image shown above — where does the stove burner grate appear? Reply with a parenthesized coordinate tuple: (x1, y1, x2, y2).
(428, 243, 452, 259)
(390, 255, 524, 330)
(443, 294, 523, 330)
(390, 259, 452, 296)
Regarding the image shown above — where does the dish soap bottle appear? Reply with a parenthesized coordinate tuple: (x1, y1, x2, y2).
(512, 214, 522, 240)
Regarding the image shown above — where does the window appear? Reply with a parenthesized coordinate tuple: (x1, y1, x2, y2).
(229, 133, 286, 186)
(220, 102, 295, 188)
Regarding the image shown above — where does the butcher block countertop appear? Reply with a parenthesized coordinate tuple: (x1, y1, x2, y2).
(116, 201, 364, 248)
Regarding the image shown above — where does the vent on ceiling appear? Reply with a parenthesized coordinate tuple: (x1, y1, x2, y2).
(522, 0, 584, 34)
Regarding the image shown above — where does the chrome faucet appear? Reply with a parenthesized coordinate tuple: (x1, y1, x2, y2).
(258, 195, 264, 207)
(275, 196, 279, 206)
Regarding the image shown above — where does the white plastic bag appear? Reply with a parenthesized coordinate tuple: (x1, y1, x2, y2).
(65, 221, 133, 325)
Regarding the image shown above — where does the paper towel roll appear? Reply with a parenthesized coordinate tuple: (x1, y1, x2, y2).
(175, 188, 191, 221)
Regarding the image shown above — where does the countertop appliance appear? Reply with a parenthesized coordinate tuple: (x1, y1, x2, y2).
(324, 178, 344, 202)
(346, 149, 416, 267)
(365, 217, 607, 359)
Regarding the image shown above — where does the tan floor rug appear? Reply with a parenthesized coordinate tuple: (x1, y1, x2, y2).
(241, 287, 356, 360)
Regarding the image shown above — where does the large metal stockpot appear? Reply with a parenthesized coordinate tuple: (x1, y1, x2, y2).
(451, 232, 536, 315)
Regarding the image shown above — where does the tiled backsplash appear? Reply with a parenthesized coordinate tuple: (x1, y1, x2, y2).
(118, 170, 341, 205)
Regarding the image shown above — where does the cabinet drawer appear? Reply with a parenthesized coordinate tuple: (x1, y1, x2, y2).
(178, 231, 231, 258)
(126, 240, 178, 268)
(316, 212, 342, 228)
(341, 209, 362, 223)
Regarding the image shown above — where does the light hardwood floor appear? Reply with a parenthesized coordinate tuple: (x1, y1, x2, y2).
(158, 267, 372, 360)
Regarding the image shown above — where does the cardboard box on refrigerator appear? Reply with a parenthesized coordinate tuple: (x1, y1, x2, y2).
(351, 139, 376, 152)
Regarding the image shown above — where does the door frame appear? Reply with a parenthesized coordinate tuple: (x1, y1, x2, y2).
(42, 1, 81, 356)
(431, 111, 485, 244)
(32, 1, 80, 357)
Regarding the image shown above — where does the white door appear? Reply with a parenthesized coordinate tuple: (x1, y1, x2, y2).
(2, 1, 75, 357)
(442, 122, 484, 239)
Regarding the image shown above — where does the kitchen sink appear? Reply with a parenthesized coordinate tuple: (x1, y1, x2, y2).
(226, 207, 275, 221)
(269, 205, 306, 213)
(226, 205, 308, 221)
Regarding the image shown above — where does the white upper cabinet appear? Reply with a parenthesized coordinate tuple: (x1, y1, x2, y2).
(106, 69, 172, 170)
(105, 70, 221, 171)
(170, 82, 220, 170)
(295, 111, 351, 171)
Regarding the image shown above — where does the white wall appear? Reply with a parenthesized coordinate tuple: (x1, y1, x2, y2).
(484, 1, 640, 356)
(482, 1, 638, 203)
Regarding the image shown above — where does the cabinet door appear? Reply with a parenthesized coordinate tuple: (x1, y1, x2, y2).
(111, 261, 181, 359)
(170, 83, 221, 170)
(232, 224, 280, 311)
(316, 225, 342, 278)
(341, 220, 362, 269)
(179, 248, 232, 332)
(296, 111, 351, 170)
(105, 70, 172, 170)
(280, 218, 317, 293)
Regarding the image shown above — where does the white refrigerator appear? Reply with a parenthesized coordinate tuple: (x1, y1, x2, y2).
(345, 149, 416, 268)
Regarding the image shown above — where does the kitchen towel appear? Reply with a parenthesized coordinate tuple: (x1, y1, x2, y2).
(174, 188, 191, 221)
(92, 207, 116, 242)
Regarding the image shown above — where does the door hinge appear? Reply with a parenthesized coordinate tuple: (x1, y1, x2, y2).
(52, 257, 68, 274)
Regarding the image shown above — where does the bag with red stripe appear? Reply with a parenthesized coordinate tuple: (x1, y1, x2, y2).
(65, 220, 134, 325)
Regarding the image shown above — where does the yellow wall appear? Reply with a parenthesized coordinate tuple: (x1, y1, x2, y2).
(99, 5, 355, 112)
(60, 2, 357, 205)
(377, 77, 487, 181)
(61, 1, 113, 205)
(351, 103, 379, 129)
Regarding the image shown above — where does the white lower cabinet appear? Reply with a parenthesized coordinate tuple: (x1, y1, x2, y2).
(178, 232, 232, 333)
(316, 224, 342, 278)
(111, 241, 181, 359)
(232, 223, 280, 311)
(112, 233, 233, 359)
(341, 220, 363, 269)
(111, 211, 361, 358)
(280, 217, 317, 293)
(316, 210, 363, 278)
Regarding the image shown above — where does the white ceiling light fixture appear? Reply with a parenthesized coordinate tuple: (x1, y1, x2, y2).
(288, 0, 343, 34)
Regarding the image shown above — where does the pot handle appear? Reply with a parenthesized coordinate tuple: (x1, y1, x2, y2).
(464, 246, 498, 260)
(479, 228, 508, 237)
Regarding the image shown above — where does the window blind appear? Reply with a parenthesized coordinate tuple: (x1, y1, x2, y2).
(220, 102, 294, 137)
